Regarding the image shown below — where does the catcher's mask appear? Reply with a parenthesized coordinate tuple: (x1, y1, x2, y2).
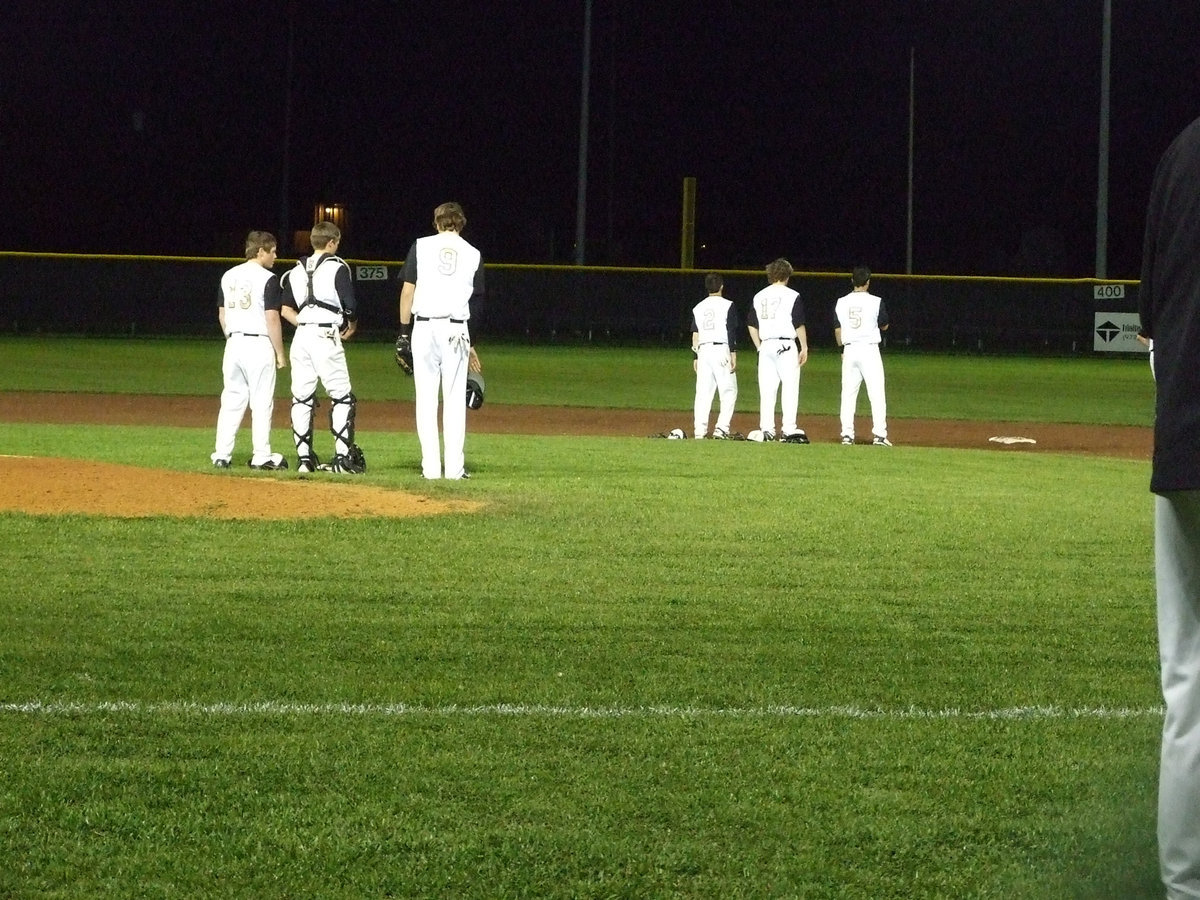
(466, 371, 485, 410)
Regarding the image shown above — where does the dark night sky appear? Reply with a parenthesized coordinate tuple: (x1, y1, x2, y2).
(4, 1, 1200, 277)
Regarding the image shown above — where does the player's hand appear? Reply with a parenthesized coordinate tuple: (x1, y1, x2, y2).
(730, 352, 737, 373)
(468, 347, 482, 374)
(340, 319, 357, 341)
(798, 347, 809, 366)
(276, 355, 287, 370)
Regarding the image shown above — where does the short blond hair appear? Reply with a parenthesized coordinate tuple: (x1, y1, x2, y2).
(766, 258, 793, 283)
(434, 202, 466, 233)
(310, 220, 341, 251)
(244, 231, 277, 259)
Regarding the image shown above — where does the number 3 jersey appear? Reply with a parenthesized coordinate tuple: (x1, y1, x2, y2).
(219, 259, 282, 333)
(402, 231, 484, 320)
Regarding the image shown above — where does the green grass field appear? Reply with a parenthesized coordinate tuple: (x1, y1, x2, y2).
(0, 336, 1155, 425)
(0, 338, 1162, 897)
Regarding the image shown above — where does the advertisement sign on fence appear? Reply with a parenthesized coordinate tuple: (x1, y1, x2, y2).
(1094, 311, 1147, 353)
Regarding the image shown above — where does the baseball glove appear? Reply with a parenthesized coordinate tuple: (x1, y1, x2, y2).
(394, 334, 414, 375)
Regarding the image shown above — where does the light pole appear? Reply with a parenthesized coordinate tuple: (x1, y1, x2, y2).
(574, 0, 593, 265)
(280, 1, 296, 251)
(1096, 0, 1111, 278)
(906, 46, 915, 275)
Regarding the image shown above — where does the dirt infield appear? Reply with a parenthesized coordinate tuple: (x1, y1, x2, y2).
(0, 391, 1151, 519)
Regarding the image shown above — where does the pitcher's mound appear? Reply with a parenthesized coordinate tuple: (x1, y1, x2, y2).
(0, 457, 480, 520)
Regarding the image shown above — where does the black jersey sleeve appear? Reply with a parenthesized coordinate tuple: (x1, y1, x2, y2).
(878, 298, 890, 328)
(726, 305, 740, 349)
(791, 296, 806, 328)
(471, 256, 485, 305)
(264, 276, 283, 312)
(402, 242, 418, 285)
(334, 263, 357, 319)
(466, 256, 485, 332)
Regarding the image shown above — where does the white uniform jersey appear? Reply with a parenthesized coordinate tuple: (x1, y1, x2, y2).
(220, 259, 280, 335)
(835, 291, 888, 344)
(282, 253, 355, 326)
(748, 283, 804, 340)
(691, 294, 738, 438)
(406, 231, 483, 320)
(692, 295, 737, 346)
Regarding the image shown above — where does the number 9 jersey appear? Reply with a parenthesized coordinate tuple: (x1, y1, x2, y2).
(404, 231, 484, 321)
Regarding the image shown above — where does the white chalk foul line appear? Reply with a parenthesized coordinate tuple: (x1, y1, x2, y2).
(0, 700, 1165, 720)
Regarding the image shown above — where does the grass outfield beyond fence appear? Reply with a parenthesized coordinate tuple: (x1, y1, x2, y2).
(0, 338, 1164, 897)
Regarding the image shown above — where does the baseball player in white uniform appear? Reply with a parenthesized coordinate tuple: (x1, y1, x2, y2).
(691, 272, 739, 439)
(746, 258, 809, 443)
(834, 266, 891, 446)
(397, 202, 484, 480)
(280, 220, 365, 474)
(211, 230, 289, 470)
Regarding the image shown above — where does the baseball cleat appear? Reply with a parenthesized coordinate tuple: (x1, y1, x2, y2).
(212, 458, 231, 469)
(781, 431, 810, 444)
(249, 453, 289, 470)
(328, 454, 366, 474)
(762, 431, 776, 442)
(296, 456, 319, 474)
(872, 436, 893, 447)
(841, 436, 854, 445)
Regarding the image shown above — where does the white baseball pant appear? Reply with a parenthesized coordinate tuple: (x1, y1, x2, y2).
(413, 318, 471, 479)
(694, 344, 737, 438)
(213, 334, 278, 465)
(1157, 490, 1200, 900)
(289, 324, 354, 459)
(757, 338, 800, 435)
(839, 342, 887, 441)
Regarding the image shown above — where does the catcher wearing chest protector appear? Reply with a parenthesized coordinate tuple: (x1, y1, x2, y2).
(280, 220, 366, 474)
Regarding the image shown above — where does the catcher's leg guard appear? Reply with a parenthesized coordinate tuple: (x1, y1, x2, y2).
(329, 392, 358, 458)
(328, 393, 365, 473)
(291, 391, 318, 460)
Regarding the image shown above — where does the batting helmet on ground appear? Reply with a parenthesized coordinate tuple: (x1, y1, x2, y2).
(466, 371, 485, 409)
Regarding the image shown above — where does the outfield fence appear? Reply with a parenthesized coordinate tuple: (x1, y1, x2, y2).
(0, 251, 1140, 353)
